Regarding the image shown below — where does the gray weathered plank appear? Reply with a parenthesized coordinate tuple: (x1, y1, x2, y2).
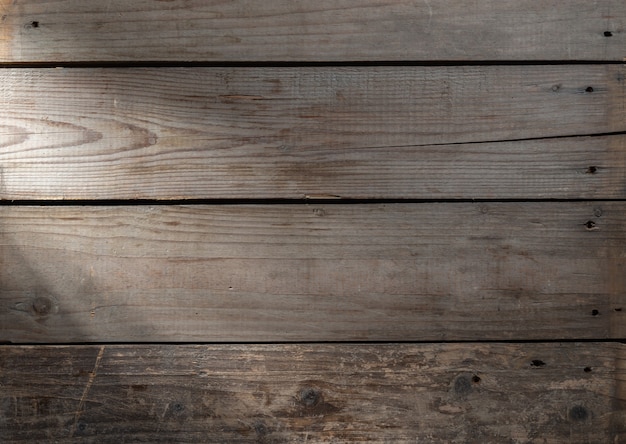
(0, 0, 624, 62)
(1, 66, 624, 200)
(1, 203, 624, 343)
(1, 343, 624, 442)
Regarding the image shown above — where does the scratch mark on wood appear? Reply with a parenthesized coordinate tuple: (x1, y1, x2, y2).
(161, 402, 171, 420)
(70, 345, 105, 437)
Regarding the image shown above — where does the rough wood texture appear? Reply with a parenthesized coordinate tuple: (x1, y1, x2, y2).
(1, 343, 624, 442)
(1, 203, 624, 343)
(2, 1, 625, 442)
(1, 66, 624, 200)
(0, 0, 624, 62)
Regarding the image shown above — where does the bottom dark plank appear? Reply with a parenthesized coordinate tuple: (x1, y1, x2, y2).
(1, 343, 624, 443)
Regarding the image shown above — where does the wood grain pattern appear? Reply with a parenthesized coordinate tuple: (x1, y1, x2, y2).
(1, 343, 624, 442)
(1, 66, 624, 200)
(0, 0, 624, 62)
(1, 203, 624, 343)
(2, 1, 624, 441)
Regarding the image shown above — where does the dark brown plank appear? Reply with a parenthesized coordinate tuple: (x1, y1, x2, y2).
(0, 0, 624, 62)
(1, 343, 624, 442)
(1, 66, 624, 200)
(1, 203, 624, 343)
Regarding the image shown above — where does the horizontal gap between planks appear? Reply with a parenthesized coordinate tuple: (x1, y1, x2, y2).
(0, 60, 625, 69)
(2, 198, 626, 207)
(2, 339, 626, 347)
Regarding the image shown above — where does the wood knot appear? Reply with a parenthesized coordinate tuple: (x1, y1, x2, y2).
(569, 405, 589, 422)
(254, 421, 268, 436)
(452, 373, 482, 398)
(32, 296, 54, 316)
(288, 386, 340, 417)
(453, 375, 472, 396)
(299, 387, 321, 407)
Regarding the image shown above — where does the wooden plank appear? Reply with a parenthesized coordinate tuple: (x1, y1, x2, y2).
(1, 343, 624, 442)
(1, 203, 624, 343)
(1, 66, 624, 200)
(0, 0, 624, 62)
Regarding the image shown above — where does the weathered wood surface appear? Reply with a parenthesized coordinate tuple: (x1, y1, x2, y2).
(1, 343, 624, 442)
(0, 0, 624, 62)
(1, 66, 624, 200)
(1, 203, 624, 343)
(1, 1, 624, 442)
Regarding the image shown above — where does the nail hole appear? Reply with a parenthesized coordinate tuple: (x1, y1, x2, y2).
(551, 84, 560, 92)
(604, 31, 613, 37)
(592, 309, 599, 316)
(586, 166, 598, 174)
(614, 308, 622, 312)
(584, 220, 597, 230)
(585, 86, 594, 93)
(471, 375, 481, 384)
(584, 367, 592, 373)
(31, 21, 39, 28)
(530, 359, 546, 368)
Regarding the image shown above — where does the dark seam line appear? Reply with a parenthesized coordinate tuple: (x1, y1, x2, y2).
(403, 130, 626, 149)
(1, 198, 626, 207)
(0, 60, 624, 69)
(356, 130, 626, 151)
(1, 338, 625, 347)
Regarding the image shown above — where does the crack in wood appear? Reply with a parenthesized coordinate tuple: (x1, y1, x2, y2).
(69, 345, 105, 437)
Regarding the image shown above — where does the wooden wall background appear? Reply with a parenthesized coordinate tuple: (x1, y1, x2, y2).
(1, 1, 625, 442)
